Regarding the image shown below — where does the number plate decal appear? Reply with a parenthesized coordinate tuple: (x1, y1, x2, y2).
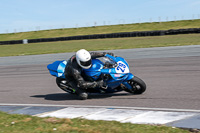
(115, 61, 129, 73)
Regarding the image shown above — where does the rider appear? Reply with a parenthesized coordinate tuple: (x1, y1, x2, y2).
(64, 49, 114, 100)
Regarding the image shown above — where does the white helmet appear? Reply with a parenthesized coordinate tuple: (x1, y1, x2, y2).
(76, 49, 92, 69)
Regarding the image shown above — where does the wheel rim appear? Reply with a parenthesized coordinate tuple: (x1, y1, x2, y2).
(128, 80, 141, 92)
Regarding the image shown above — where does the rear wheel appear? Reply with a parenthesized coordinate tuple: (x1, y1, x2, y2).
(125, 76, 146, 94)
(56, 77, 75, 94)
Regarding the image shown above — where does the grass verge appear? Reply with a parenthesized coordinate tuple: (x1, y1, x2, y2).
(0, 34, 200, 57)
(0, 111, 193, 133)
(0, 19, 200, 41)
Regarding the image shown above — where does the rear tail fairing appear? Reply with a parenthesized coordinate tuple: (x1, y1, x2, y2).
(47, 60, 67, 79)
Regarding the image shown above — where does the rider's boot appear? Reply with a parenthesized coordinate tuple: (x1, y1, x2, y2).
(76, 88, 88, 100)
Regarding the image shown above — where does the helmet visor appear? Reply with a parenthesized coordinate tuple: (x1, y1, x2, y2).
(80, 59, 92, 67)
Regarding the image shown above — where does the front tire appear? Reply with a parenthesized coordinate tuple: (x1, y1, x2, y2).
(125, 76, 146, 94)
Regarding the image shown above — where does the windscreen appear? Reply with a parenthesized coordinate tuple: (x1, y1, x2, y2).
(97, 57, 117, 68)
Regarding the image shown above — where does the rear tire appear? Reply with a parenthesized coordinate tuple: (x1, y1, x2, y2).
(56, 77, 64, 88)
(56, 77, 75, 94)
(125, 76, 146, 94)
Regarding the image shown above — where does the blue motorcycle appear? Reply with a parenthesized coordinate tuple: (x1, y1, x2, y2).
(47, 54, 146, 99)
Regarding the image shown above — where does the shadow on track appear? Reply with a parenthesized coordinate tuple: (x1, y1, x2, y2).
(31, 92, 132, 101)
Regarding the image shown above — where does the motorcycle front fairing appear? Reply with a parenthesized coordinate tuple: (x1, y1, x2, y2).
(84, 54, 134, 91)
(101, 54, 135, 90)
(105, 54, 134, 77)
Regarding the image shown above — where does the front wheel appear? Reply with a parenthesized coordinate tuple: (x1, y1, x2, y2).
(125, 76, 146, 94)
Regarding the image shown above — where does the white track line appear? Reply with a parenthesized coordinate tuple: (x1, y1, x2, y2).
(0, 103, 200, 113)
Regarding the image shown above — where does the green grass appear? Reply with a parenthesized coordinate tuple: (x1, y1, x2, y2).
(0, 19, 200, 41)
(0, 111, 193, 133)
(0, 19, 199, 57)
(0, 33, 200, 57)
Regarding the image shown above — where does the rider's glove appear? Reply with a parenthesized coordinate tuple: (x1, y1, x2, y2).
(107, 52, 114, 56)
(103, 52, 114, 56)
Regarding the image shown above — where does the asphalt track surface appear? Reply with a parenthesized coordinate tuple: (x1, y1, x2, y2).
(0, 45, 200, 110)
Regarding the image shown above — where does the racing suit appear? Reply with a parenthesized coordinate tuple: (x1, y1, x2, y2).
(64, 52, 114, 95)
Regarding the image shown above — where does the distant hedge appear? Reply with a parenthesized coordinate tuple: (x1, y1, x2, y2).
(0, 28, 200, 45)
